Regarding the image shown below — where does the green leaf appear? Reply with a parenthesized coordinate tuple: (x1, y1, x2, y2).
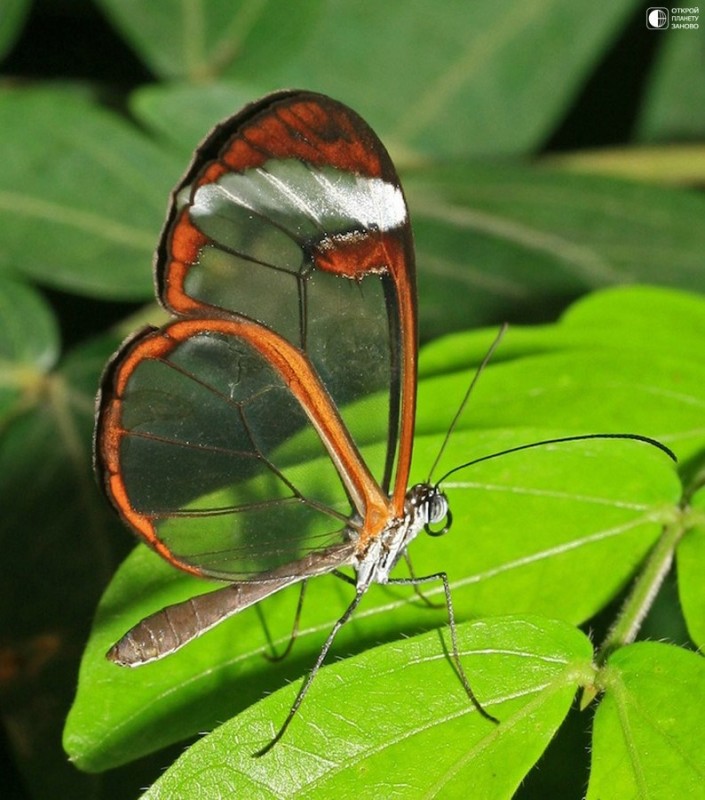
(676, 486, 705, 649)
(419, 283, 705, 370)
(139, 617, 593, 800)
(587, 643, 705, 799)
(637, 27, 705, 143)
(267, 0, 640, 157)
(557, 284, 705, 355)
(417, 430, 679, 612)
(0, 87, 179, 298)
(65, 298, 681, 771)
(131, 82, 261, 155)
(405, 163, 705, 338)
(95, 0, 323, 82)
(0, 0, 30, 59)
(418, 285, 705, 463)
(122, 2, 649, 158)
(0, 276, 59, 409)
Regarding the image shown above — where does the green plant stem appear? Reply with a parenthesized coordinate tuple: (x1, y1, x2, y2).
(596, 514, 685, 666)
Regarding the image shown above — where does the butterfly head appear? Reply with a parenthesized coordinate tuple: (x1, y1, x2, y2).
(405, 483, 452, 538)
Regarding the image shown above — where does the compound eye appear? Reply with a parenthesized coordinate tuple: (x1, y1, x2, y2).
(425, 507, 452, 537)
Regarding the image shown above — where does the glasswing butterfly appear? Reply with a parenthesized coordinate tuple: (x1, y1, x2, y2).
(94, 90, 671, 756)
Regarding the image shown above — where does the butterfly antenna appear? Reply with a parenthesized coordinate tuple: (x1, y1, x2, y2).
(436, 432, 676, 487)
(427, 323, 509, 482)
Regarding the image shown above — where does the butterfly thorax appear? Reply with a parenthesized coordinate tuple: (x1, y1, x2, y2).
(352, 484, 449, 590)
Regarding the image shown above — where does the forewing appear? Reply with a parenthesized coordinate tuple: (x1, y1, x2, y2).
(156, 91, 417, 496)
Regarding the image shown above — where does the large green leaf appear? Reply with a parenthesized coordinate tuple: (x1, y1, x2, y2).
(266, 0, 640, 157)
(587, 643, 705, 799)
(138, 617, 593, 800)
(64, 288, 683, 771)
(65, 431, 677, 771)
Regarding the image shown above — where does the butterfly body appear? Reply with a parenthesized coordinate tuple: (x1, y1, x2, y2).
(108, 480, 447, 668)
(352, 483, 449, 588)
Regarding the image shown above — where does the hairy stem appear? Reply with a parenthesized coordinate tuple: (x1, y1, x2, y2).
(596, 513, 686, 666)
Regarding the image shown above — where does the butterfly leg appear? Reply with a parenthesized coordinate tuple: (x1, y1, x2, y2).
(254, 588, 366, 757)
(402, 552, 445, 609)
(331, 569, 356, 586)
(261, 580, 308, 663)
(388, 571, 499, 725)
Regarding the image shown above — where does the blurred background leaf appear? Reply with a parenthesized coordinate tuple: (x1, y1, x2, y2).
(263, 0, 643, 158)
(0, 1, 703, 798)
(0, 0, 30, 59)
(0, 88, 177, 298)
(95, 0, 324, 83)
(636, 26, 705, 143)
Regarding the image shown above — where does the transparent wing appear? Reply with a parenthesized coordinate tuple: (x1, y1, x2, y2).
(156, 91, 417, 500)
(96, 318, 388, 581)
